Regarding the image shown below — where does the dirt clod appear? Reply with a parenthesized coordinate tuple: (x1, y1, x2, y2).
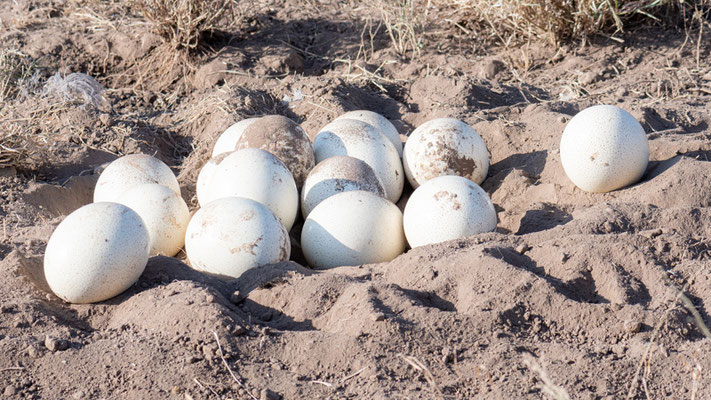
(43, 336, 69, 352)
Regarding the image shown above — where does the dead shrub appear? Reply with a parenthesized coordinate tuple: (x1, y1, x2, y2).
(405, 0, 711, 47)
(131, 0, 236, 51)
(128, 0, 241, 95)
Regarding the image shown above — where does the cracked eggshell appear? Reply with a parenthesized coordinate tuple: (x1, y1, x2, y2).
(334, 110, 402, 157)
(301, 190, 405, 269)
(234, 115, 315, 188)
(117, 183, 190, 257)
(43, 202, 150, 303)
(211, 118, 258, 158)
(202, 148, 298, 231)
(403, 118, 489, 189)
(560, 104, 649, 193)
(185, 197, 290, 280)
(301, 156, 385, 218)
(94, 154, 180, 203)
(313, 119, 404, 202)
(403, 175, 496, 248)
(196, 152, 231, 207)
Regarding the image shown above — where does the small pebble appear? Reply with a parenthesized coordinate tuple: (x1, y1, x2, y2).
(515, 244, 531, 254)
(260, 388, 281, 400)
(45, 336, 69, 352)
(230, 290, 244, 304)
(578, 71, 598, 86)
(624, 320, 642, 334)
(4, 385, 17, 396)
(72, 390, 85, 399)
(370, 313, 385, 322)
(27, 345, 43, 358)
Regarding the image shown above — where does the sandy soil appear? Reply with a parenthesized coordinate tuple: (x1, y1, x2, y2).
(1, 1, 711, 399)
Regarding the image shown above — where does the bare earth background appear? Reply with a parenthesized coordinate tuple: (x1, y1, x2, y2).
(1, 1, 711, 399)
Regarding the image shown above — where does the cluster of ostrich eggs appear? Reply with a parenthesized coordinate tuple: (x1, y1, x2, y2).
(301, 114, 497, 267)
(64, 104, 674, 303)
(45, 154, 188, 303)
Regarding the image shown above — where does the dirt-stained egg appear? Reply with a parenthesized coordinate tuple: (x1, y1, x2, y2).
(117, 183, 190, 257)
(403, 118, 489, 189)
(211, 118, 258, 158)
(301, 190, 405, 269)
(301, 156, 385, 218)
(313, 119, 404, 202)
(195, 152, 231, 207)
(94, 154, 180, 203)
(185, 197, 290, 280)
(560, 105, 649, 193)
(202, 148, 298, 230)
(403, 175, 496, 248)
(334, 110, 402, 157)
(44, 202, 150, 303)
(234, 115, 315, 188)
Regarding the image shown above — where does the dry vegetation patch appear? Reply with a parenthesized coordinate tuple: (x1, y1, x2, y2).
(129, 0, 242, 92)
(374, 0, 710, 54)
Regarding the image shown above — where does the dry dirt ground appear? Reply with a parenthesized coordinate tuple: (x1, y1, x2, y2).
(2, 1, 711, 399)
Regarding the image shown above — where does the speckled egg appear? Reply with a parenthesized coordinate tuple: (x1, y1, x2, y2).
(195, 152, 231, 207)
(185, 196, 291, 280)
(313, 119, 404, 202)
(301, 190, 405, 269)
(44, 202, 150, 303)
(560, 105, 649, 193)
(202, 148, 298, 230)
(301, 156, 385, 218)
(94, 154, 180, 203)
(211, 118, 258, 158)
(234, 115, 315, 188)
(117, 183, 190, 257)
(334, 110, 402, 157)
(403, 118, 489, 189)
(403, 175, 496, 248)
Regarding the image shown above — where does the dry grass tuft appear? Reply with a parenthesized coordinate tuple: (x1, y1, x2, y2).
(432, 0, 710, 47)
(374, 0, 427, 56)
(524, 355, 571, 400)
(131, 0, 235, 51)
(0, 50, 40, 103)
(127, 0, 242, 95)
(0, 68, 110, 170)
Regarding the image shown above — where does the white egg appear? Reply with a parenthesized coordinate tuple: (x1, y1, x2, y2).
(211, 118, 258, 158)
(94, 154, 180, 203)
(202, 148, 298, 230)
(313, 119, 404, 202)
(301, 190, 405, 269)
(301, 156, 386, 218)
(195, 152, 231, 207)
(43, 202, 150, 303)
(116, 183, 190, 257)
(560, 104, 649, 193)
(334, 110, 402, 157)
(234, 115, 315, 188)
(403, 175, 496, 248)
(185, 197, 290, 280)
(403, 118, 489, 189)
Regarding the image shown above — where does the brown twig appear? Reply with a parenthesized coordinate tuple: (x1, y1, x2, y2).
(399, 353, 444, 398)
(523, 356, 571, 400)
(211, 330, 258, 400)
